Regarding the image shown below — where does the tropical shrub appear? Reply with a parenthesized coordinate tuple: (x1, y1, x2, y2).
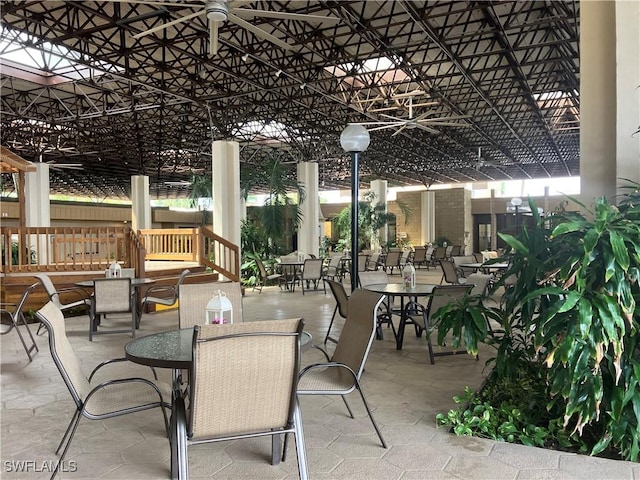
(435, 181, 640, 461)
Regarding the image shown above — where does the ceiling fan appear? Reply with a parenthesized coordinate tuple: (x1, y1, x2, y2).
(352, 97, 471, 137)
(129, 0, 340, 56)
(473, 147, 518, 170)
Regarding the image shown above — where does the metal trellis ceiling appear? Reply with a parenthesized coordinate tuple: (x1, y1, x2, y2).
(0, 0, 580, 200)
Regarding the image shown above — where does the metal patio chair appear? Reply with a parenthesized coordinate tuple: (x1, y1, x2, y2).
(0, 282, 39, 361)
(297, 289, 387, 448)
(301, 258, 326, 294)
(35, 273, 92, 335)
(35, 302, 170, 480)
(324, 279, 349, 345)
(139, 269, 191, 326)
(90, 278, 136, 340)
(170, 319, 308, 480)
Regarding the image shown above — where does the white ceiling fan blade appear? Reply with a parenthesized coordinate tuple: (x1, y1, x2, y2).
(417, 115, 472, 122)
(418, 122, 471, 128)
(391, 124, 410, 137)
(229, 13, 295, 50)
(350, 121, 404, 126)
(131, 10, 205, 39)
(232, 8, 340, 23)
(210, 19, 219, 55)
(367, 123, 406, 132)
(380, 113, 405, 122)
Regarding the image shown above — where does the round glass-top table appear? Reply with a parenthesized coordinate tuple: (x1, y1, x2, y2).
(125, 327, 313, 370)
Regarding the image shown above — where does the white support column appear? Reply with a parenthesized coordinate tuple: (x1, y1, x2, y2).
(25, 163, 50, 263)
(25, 163, 50, 227)
(212, 140, 241, 251)
(615, 0, 640, 190)
(420, 190, 435, 246)
(370, 179, 387, 249)
(296, 162, 319, 257)
(131, 175, 151, 231)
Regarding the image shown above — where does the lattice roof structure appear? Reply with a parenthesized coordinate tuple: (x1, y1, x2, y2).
(0, 1, 580, 200)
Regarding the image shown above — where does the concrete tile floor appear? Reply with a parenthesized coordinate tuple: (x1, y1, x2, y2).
(2, 267, 638, 479)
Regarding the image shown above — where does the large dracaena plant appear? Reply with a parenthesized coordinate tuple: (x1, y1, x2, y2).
(434, 181, 640, 461)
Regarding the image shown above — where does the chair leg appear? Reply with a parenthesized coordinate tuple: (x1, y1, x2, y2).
(171, 395, 188, 480)
(341, 395, 355, 419)
(271, 433, 282, 465)
(354, 380, 387, 448)
(14, 313, 38, 361)
(293, 404, 309, 480)
(52, 408, 83, 479)
(324, 307, 339, 345)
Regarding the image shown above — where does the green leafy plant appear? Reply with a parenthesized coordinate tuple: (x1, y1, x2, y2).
(333, 191, 410, 251)
(434, 181, 640, 461)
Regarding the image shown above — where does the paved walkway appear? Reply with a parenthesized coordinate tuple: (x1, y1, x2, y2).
(2, 268, 637, 479)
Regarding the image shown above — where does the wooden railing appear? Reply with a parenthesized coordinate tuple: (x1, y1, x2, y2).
(0, 226, 141, 273)
(138, 227, 239, 282)
(200, 227, 240, 282)
(138, 228, 200, 261)
(1, 226, 239, 282)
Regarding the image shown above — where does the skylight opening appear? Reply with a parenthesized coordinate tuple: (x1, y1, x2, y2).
(326, 56, 410, 86)
(0, 26, 122, 84)
(232, 120, 303, 144)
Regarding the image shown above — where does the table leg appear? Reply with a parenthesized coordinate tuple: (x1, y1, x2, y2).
(395, 296, 406, 350)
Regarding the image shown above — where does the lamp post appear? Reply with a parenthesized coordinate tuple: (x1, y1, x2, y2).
(340, 124, 370, 293)
(511, 197, 522, 235)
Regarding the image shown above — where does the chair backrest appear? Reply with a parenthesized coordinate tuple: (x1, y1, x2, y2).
(1, 283, 39, 333)
(439, 259, 460, 284)
(413, 247, 426, 263)
(331, 289, 384, 378)
(255, 257, 268, 281)
(93, 278, 133, 314)
(179, 282, 243, 328)
(358, 270, 389, 287)
(35, 302, 91, 406)
(302, 258, 324, 280)
(188, 318, 304, 439)
(367, 252, 380, 270)
(445, 245, 454, 258)
(473, 252, 484, 263)
(325, 279, 349, 319)
(466, 273, 493, 296)
(175, 269, 191, 294)
(452, 255, 476, 278)
(357, 254, 369, 272)
(433, 246, 447, 260)
(385, 250, 401, 268)
(328, 254, 343, 268)
(34, 273, 61, 306)
(426, 284, 473, 319)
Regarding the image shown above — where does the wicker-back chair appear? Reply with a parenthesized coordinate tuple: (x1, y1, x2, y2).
(324, 279, 349, 345)
(179, 282, 243, 328)
(139, 269, 191, 325)
(171, 319, 308, 480)
(90, 278, 136, 341)
(0, 283, 39, 361)
(35, 302, 170, 478)
(301, 258, 325, 294)
(297, 289, 387, 448)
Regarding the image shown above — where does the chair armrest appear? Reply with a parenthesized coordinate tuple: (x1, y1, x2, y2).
(53, 286, 91, 302)
(85, 377, 170, 408)
(143, 285, 177, 297)
(89, 358, 159, 381)
(299, 361, 357, 379)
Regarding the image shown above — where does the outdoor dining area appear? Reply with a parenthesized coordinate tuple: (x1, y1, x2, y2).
(2, 260, 636, 480)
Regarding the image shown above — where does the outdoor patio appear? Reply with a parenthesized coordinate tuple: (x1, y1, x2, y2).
(2, 268, 638, 479)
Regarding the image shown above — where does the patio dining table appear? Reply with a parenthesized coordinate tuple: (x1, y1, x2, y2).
(362, 283, 437, 350)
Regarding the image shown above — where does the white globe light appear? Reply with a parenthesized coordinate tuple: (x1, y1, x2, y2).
(510, 197, 523, 207)
(340, 125, 370, 152)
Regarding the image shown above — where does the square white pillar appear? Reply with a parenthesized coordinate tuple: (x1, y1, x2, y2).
(131, 175, 151, 231)
(296, 162, 319, 257)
